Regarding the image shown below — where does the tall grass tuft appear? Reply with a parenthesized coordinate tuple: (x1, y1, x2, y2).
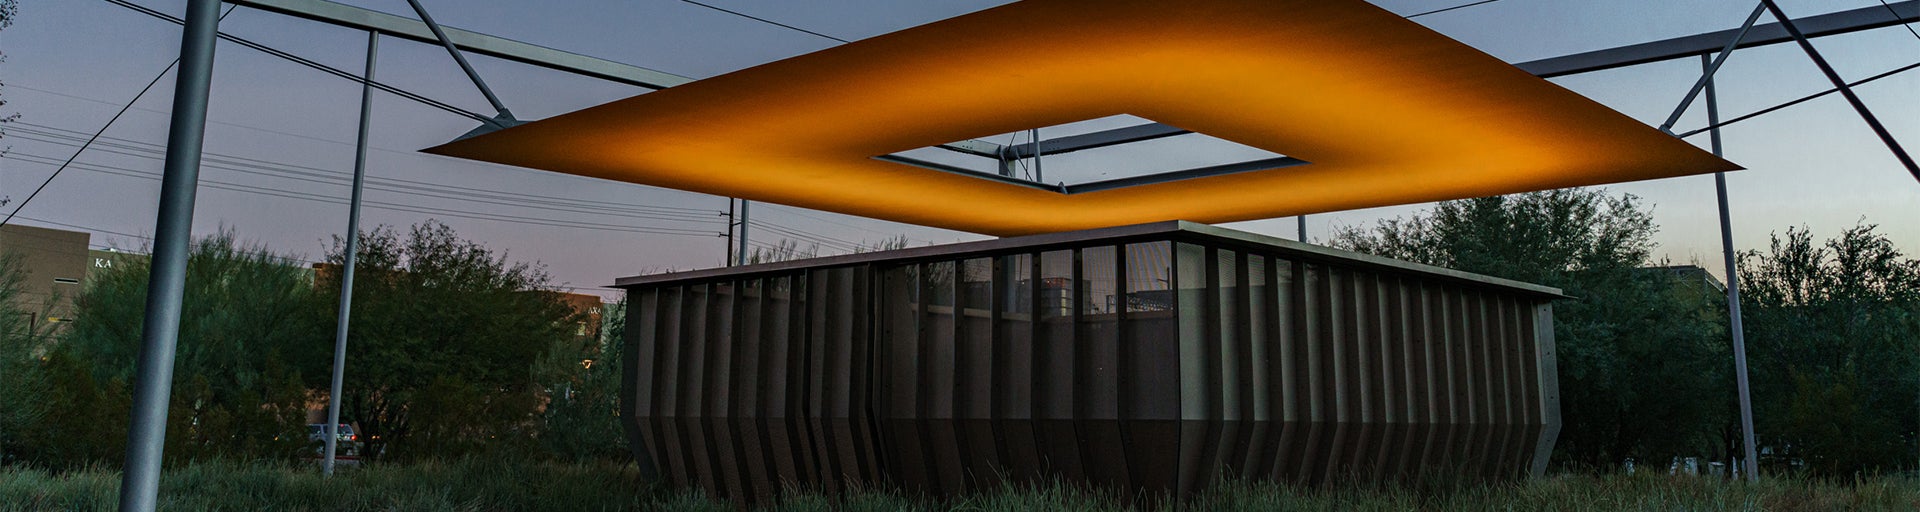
(3, 459, 1918, 511)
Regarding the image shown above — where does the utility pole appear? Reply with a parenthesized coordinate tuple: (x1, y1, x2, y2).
(1704, 52, 1760, 483)
(724, 199, 736, 266)
(1031, 128, 1044, 184)
(118, 0, 220, 509)
(735, 200, 751, 266)
(323, 30, 378, 477)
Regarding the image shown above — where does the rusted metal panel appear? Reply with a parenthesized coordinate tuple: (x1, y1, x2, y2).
(619, 224, 1562, 501)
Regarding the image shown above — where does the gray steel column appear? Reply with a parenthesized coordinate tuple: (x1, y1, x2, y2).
(1758, 0, 1919, 182)
(323, 30, 378, 476)
(1704, 53, 1760, 482)
(403, 0, 514, 123)
(735, 200, 751, 266)
(1297, 215, 1307, 243)
(1030, 128, 1044, 184)
(118, 0, 221, 509)
(1657, 2, 1767, 133)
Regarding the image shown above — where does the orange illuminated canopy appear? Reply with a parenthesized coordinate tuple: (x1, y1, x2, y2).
(426, 0, 1738, 237)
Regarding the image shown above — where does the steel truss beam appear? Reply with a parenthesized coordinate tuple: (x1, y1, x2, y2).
(1759, 0, 1919, 182)
(227, 0, 1915, 162)
(1524, 0, 1917, 78)
(1002, 0, 1918, 159)
(224, 0, 692, 89)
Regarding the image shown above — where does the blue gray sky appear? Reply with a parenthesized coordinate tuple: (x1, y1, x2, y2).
(2, 0, 1916, 297)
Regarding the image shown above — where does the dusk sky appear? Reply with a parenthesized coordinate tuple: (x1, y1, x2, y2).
(2, 0, 1916, 298)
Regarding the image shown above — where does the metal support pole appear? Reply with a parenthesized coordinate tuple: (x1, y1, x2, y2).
(1030, 128, 1044, 184)
(1659, 2, 1767, 134)
(117, 0, 220, 509)
(735, 200, 751, 266)
(402, 0, 515, 126)
(323, 30, 378, 476)
(1759, 0, 1920, 183)
(1297, 215, 1307, 243)
(1704, 53, 1760, 482)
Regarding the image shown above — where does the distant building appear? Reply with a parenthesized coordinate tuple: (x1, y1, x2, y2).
(0, 224, 91, 333)
(545, 290, 607, 340)
(1646, 264, 1727, 296)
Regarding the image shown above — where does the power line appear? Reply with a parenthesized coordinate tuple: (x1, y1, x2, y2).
(1877, 0, 1920, 43)
(4, 152, 723, 238)
(3, 82, 643, 187)
(0, 5, 238, 230)
(67, 0, 1045, 261)
(1675, 60, 1920, 139)
(1405, 0, 1502, 19)
(746, 219, 868, 254)
(5, 153, 722, 237)
(12, 121, 907, 260)
(8, 123, 722, 219)
(5, 0, 948, 301)
(9, 131, 726, 224)
(9, 127, 876, 259)
(755, 203, 933, 244)
(102, 0, 493, 124)
(679, 0, 849, 43)
(7, 130, 720, 223)
(6, 140, 876, 263)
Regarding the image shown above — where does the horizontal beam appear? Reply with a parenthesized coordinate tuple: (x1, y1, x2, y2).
(1001, 123, 1191, 160)
(935, 139, 1004, 158)
(871, 154, 1060, 193)
(224, 0, 692, 89)
(107, 0, 494, 123)
(1020, 1, 1918, 159)
(874, 153, 1310, 195)
(1065, 156, 1306, 194)
(235, 0, 1914, 158)
(1519, 0, 1917, 78)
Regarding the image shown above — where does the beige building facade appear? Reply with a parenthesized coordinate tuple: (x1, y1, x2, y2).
(0, 224, 92, 333)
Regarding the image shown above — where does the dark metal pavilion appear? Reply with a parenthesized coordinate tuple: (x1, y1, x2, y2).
(618, 222, 1563, 499)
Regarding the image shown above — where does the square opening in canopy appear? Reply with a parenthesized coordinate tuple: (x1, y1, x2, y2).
(878, 114, 1308, 195)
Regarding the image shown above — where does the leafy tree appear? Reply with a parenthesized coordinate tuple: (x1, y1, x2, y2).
(0, 254, 51, 463)
(313, 221, 579, 461)
(535, 297, 626, 461)
(1332, 189, 1729, 469)
(1739, 223, 1919, 475)
(743, 234, 911, 265)
(48, 231, 319, 465)
(747, 239, 819, 264)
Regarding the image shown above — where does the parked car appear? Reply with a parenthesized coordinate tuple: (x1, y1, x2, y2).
(307, 423, 363, 463)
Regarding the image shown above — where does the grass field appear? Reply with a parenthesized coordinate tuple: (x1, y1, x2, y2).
(3, 458, 1916, 511)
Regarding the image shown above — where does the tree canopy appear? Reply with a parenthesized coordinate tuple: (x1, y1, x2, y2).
(48, 231, 319, 463)
(0, 254, 51, 464)
(309, 221, 581, 460)
(1739, 223, 1920, 474)
(2, 221, 603, 467)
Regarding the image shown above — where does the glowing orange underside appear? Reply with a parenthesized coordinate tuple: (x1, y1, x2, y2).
(426, 0, 1738, 237)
